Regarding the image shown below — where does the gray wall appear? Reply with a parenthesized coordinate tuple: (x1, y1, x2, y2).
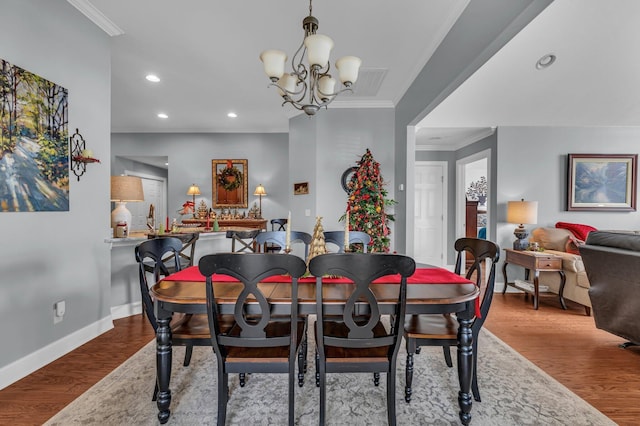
(0, 0, 111, 382)
(289, 108, 395, 248)
(111, 133, 289, 223)
(496, 126, 640, 257)
(394, 0, 553, 253)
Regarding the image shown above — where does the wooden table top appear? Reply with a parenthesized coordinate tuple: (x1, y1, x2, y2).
(151, 279, 480, 308)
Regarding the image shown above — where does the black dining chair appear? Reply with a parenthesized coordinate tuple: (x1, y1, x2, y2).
(256, 230, 312, 260)
(266, 218, 288, 252)
(308, 253, 416, 426)
(225, 229, 261, 252)
(135, 238, 212, 400)
(199, 253, 308, 426)
(144, 232, 199, 275)
(403, 237, 499, 403)
(323, 230, 371, 253)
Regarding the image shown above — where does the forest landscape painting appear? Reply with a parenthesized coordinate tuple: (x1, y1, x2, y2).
(0, 58, 69, 212)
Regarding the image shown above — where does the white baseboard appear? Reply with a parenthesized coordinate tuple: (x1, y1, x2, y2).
(0, 316, 114, 390)
(111, 301, 142, 320)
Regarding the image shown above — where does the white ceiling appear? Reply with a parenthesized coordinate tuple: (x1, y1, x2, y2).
(417, 0, 640, 147)
(71, 1, 640, 148)
(77, 0, 469, 134)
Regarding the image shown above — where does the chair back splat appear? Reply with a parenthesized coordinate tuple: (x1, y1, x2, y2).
(323, 230, 371, 253)
(256, 230, 312, 260)
(309, 253, 416, 426)
(225, 229, 260, 252)
(403, 237, 499, 404)
(199, 253, 307, 426)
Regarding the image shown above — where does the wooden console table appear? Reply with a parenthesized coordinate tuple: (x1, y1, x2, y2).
(181, 218, 267, 230)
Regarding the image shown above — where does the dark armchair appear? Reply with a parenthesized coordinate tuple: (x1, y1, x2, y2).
(579, 230, 640, 348)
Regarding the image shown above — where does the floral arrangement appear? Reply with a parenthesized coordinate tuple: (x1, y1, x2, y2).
(466, 176, 487, 201)
(344, 149, 395, 252)
(217, 160, 243, 191)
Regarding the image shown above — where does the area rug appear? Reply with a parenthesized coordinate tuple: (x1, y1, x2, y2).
(45, 320, 613, 426)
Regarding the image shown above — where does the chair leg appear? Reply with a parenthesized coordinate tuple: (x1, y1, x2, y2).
(319, 362, 326, 425)
(443, 346, 453, 368)
(239, 372, 246, 387)
(315, 351, 320, 387)
(217, 370, 228, 426)
(183, 345, 193, 367)
(289, 355, 296, 426)
(387, 367, 397, 426)
(298, 329, 307, 387)
(471, 338, 481, 402)
(152, 381, 158, 401)
(373, 372, 380, 386)
(405, 351, 413, 403)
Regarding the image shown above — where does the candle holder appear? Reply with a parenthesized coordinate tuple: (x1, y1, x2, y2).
(203, 227, 212, 232)
(284, 246, 292, 254)
(344, 246, 353, 253)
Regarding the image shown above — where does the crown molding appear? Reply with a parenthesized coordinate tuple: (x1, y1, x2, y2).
(67, 0, 124, 36)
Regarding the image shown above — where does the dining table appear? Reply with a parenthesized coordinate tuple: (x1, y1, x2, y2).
(150, 265, 480, 425)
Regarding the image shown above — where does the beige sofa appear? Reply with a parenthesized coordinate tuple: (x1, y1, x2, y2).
(529, 227, 592, 315)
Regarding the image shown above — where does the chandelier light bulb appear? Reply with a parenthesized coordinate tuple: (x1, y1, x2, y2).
(260, 50, 287, 80)
(336, 56, 362, 85)
(304, 34, 334, 68)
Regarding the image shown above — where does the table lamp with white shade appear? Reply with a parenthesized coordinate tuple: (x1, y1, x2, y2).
(186, 184, 201, 218)
(111, 175, 145, 229)
(253, 184, 266, 218)
(507, 198, 538, 250)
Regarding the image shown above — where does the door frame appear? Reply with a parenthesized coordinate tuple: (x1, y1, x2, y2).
(456, 148, 492, 241)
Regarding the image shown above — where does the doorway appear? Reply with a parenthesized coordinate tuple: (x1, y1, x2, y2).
(413, 161, 447, 266)
(456, 149, 491, 241)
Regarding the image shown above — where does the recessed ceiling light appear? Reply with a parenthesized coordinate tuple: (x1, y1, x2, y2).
(157, 113, 168, 119)
(146, 74, 160, 82)
(535, 54, 556, 70)
(227, 112, 238, 118)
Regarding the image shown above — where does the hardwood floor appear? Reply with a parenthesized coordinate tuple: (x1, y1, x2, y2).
(1, 293, 639, 425)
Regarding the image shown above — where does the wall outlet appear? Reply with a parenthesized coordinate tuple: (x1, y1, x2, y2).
(54, 300, 65, 324)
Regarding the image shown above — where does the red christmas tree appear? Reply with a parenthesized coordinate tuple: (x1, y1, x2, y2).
(344, 149, 395, 252)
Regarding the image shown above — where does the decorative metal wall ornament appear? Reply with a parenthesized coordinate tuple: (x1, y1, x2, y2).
(260, 0, 361, 116)
(69, 128, 100, 181)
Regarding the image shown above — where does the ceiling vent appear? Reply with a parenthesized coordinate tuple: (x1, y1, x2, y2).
(348, 68, 387, 97)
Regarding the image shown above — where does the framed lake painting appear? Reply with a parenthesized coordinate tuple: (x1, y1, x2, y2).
(568, 154, 637, 211)
(0, 58, 69, 212)
(212, 159, 248, 208)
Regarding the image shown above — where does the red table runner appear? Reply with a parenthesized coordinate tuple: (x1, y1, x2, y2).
(164, 265, 473, 285)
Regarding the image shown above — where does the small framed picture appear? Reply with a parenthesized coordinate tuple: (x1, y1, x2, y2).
(568, 154, 637, 211)
(294, 182, 309, 195)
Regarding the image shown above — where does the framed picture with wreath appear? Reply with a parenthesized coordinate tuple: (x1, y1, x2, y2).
(212, 159, 248, 208)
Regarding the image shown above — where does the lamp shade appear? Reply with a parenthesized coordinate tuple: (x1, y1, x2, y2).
(277, 73, 297, 96)
(318, 75, 336, 99)
(187, 184, 201, 196)
(260, 49, 287, 79)
(336, 56, 362, 85)
(507, 200, 538, 225)
(304, 34, 334, 68)
(253, 184, 267, 196)
(110, 176, 144, 202)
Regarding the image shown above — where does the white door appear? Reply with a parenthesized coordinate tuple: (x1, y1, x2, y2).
(414, 162, 446, 266)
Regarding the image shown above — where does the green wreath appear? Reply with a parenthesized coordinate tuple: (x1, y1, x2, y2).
(218, 166, 243, 191)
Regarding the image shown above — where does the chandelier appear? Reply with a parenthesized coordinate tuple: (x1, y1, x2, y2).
(260, 0, 361, 116)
